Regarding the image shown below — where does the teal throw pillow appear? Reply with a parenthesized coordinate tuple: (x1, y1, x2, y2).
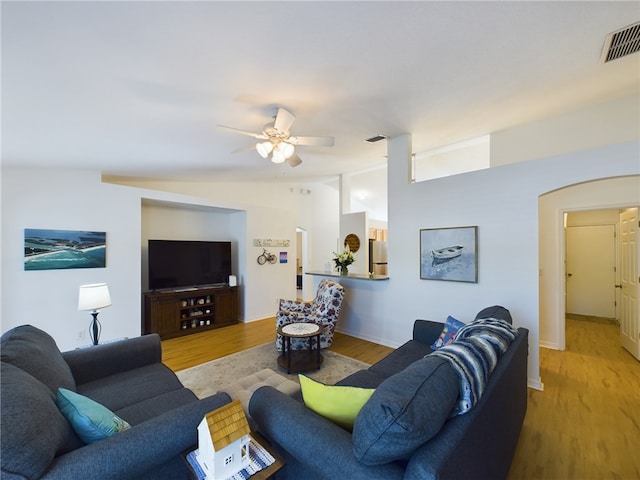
(431, 315, 465, 349)
(56, 388, 130, 444)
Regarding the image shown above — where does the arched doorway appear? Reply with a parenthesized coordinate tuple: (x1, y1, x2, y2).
(538, 175, 640, 351)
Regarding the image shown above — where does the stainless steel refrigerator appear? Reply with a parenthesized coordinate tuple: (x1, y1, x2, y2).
(369, 240, 388, 275)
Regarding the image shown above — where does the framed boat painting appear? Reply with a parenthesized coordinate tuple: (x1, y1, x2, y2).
(420, 226, 477, 282)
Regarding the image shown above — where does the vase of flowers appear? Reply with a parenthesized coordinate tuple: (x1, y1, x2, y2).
(333, 246, 355, 276)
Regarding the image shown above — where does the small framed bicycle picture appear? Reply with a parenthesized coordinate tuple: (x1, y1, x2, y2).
(420, 226, 478, 283)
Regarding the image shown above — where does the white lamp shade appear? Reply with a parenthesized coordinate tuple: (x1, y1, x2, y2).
(78, 283, 112, 311)
(280, 141, 295, 159)
(256, 141, 273, 158)
(271, 145, 286, 164)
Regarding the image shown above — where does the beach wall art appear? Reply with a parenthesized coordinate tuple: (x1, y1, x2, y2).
(420, 226, 477, 282)
(24, 228, 106, 270)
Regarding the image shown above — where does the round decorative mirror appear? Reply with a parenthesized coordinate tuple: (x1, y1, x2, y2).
(344, 233, 361, 253)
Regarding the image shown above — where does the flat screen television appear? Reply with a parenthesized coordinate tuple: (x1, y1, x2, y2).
(148, 240, 232, 291)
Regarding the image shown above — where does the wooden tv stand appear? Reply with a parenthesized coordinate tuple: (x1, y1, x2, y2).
(143, 285, 238, 339)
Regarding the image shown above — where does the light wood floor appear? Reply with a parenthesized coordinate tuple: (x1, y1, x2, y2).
(161, 317, 393, 371)
(162, 317, 640, 479)
(508, 317, 640, 480)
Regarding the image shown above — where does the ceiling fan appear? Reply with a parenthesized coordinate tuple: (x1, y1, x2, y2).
(218, 107, 334, 167)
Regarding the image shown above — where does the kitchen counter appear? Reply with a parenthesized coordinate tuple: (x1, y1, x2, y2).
(306, 271, 389, 281)
(305, 272, 391, 342)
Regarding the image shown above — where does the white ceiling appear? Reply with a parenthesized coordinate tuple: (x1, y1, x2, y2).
(2, 1, 639, 184)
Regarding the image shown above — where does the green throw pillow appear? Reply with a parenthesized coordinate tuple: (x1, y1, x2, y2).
(299, 374, 375, 431)
(56, 388, 130, 444)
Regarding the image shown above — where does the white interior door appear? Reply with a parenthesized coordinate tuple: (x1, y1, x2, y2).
(619, 208, 640, 361)
(566, 225, 616, 317)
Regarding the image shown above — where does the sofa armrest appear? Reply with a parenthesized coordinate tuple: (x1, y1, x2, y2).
(62, 334, 162, 385)
(276, 310, 327, 326)
(412, 320, 444, 345)
(249, 386, 404, 480)
(404, 328, 529, 480)
(276, 309, 307, 322)
(278, 298, 313, 313)
(41, 392, 232, 480)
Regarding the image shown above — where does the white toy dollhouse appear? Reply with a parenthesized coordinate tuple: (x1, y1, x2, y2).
(197, 400, 251, 479)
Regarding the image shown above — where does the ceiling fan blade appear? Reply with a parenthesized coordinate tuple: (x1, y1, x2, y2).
(273, 108, 296, 133)
(217, 125, 267, 139)
(288, 135, 335, 147)
(286, 153, 303, 168)
(231, 145, 257, 154)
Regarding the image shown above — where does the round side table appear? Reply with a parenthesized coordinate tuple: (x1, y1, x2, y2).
(277, 323, 324, 374)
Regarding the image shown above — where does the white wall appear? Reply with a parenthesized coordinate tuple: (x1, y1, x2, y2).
(243, 205, 297, 320)
(1, 169, 142, 351)
(295, 183, 339, 290)
(339, 212, 368, 275)
(566, 209, 621, 227)
(491, 94, 640, 167)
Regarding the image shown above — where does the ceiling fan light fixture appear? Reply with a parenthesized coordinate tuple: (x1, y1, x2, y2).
(221, 107, 334, 168)
(256, 141, 273, 158)
(271, 146, 286, 164)
(280, 141, 295, 159)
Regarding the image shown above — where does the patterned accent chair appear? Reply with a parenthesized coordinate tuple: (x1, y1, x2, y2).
(276, 279, 345, 352)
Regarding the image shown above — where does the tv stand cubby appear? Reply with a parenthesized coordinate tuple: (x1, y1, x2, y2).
(143, 286, 238, 340)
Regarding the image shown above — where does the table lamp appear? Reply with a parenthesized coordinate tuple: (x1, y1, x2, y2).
(78, 283, 111, 345)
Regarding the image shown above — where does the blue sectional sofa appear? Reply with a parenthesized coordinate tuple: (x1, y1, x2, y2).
(0, 325, 231, 480)
(250, 307, 529, 480)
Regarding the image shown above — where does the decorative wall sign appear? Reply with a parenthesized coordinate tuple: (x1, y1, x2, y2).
(279, 252, 288, 263)
(24, 228, 106, 270)
(420, 226, 477, 282)
(253, 238, 290, 247)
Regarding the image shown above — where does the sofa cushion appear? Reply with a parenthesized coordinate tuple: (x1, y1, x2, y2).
(0, 324, 76, 393)
(367, 339, 433, 378)
(352, 355, 459, 465)
(299, 375, 375, 431)
(431, 315, 465, 349)
(1, 362, 82, 480)
(115, 388, 198, 424)
(56, 388, 131, 444)
(75, 363, 185, 411)
(336, 369, 387, 389)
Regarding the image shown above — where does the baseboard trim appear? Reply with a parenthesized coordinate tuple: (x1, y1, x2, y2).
(528, 377, 544, 391)
(335, 326, 400, 349)
(540, 340, 561, 350)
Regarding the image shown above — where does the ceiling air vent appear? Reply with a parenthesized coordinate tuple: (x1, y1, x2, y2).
(601, 21, 640, 63)
(364, 135, 387, 143)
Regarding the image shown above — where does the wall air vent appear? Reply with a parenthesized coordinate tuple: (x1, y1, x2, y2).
(601, 21, 640, 63)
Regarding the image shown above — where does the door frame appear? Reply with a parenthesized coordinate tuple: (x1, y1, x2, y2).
(296, 227, 310, 299)
(565, 224, 617, 318)
(618, 207, 640, 359)
(557, 204, 638, 350)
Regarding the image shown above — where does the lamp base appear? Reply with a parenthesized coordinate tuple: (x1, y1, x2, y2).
(89, 312, 101, 345)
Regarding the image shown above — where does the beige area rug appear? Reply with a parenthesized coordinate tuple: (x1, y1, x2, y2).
(176, 342, 370, 399)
